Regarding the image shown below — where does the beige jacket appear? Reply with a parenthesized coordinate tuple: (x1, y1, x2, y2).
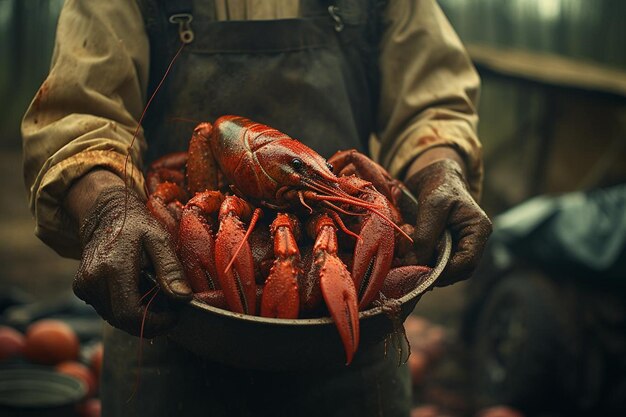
(22, 0, 482, 258)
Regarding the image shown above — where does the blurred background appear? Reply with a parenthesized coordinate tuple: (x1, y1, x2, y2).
(1, 1, 625, 416)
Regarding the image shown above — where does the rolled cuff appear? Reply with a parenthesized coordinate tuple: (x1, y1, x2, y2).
(33, 149, 146, 259)
(383, 122, 483, 200)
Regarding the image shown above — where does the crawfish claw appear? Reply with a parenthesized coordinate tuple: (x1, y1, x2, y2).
(214, 196, 259, 315)
(307, 213, 360, 364)
(319, 255, 360, 365)
(177, 191, 224, 293)
(340, 177, 395, 310)
(260, 213, 301, 319)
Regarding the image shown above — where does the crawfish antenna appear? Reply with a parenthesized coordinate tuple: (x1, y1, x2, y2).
(223, 208, 263, 274)
(127, 285, 160, 404)
(117, 43, 186, 242)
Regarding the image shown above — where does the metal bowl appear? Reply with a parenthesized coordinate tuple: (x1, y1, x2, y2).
(167, 229, 452, 371)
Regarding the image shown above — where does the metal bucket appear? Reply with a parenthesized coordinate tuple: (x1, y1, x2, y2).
(167, 230, 452, 371)
(0, 366, 87, 417)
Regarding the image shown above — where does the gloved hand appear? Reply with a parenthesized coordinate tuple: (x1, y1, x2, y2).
(405, 159, 492, 286)
(74, 185, 191, 337)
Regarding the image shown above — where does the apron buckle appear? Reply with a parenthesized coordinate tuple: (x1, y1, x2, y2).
(169, 13, 195, 44)
(327, 6, 344, 32)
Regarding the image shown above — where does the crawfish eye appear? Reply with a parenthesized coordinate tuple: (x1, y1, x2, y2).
(291, 158, 303, 171)
(326, 161, 334, 172)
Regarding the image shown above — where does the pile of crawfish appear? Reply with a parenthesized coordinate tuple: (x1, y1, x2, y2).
(145, 116, 431, 364)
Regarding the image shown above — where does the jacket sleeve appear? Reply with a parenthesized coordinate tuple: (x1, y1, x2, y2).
(22, 0, 149, 259)
(376, 0, 482, 198)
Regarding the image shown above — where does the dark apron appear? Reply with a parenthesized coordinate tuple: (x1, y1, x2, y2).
(103, 1, 410, 416)
(141, 0, 381, 163)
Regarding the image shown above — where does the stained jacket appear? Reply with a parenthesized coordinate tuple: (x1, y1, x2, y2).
(22, 0, 482, 258)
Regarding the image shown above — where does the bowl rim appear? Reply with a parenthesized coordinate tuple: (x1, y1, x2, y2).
(186, 230, 452, 326)
(0, 366, 87, 408)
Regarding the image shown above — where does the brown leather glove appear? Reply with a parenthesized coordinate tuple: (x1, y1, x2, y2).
(74, 185, 191, 337)
(405, 159, 492, 286)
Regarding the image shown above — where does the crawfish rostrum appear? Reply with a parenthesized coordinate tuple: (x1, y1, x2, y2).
(145, 116, 431, 364)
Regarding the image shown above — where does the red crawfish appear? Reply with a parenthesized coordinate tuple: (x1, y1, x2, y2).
(148, 115, 413, 364)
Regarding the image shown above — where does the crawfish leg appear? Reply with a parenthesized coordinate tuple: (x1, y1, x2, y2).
(260, 213, 302, 319)
(146, 168, 187, 196)
(328, 149, 402, 206)
(307, 213, 359, 365)
(146, 151, 188, 195)
(149, 151, 188, 172)
(379, 265, 432, 300)
(187, 122, 219, 194)
(193, 290, 228, 310)
(195, 285, 264, 310)
(146, 182, 188, 237)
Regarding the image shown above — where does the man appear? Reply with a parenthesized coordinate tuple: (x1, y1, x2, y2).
(22, 1, 491, 415)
